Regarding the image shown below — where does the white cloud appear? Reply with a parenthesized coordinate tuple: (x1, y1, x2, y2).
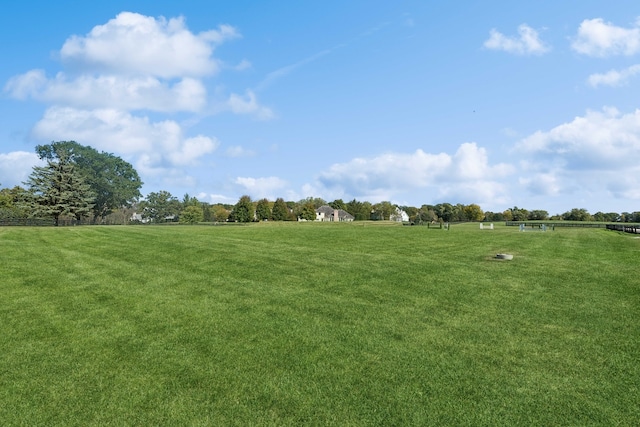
(5, 71, 207, 112)
(516, 107, 640, 201)
(484, 24, 549, 55)
(227, 90, 274, 120)
(315, 143, 514, 205)
(225, 146, 256, 157)
(587, 64, 640, 87)
(516, 107, 640, 169)
(572, 18, 640, 57)
(518, 172, 562, 196)
(31, 106, 219, 167)
(234, 176, 289, 200)
(60, 12, 239, 78)
(234, 59, 252, 71)
(3, 69, 48, 99)
(168, 135, 220, 166)
(3, 12, 272, 118)
(0, 151, 43, 187)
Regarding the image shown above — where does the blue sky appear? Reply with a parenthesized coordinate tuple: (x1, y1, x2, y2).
(2, 1, 640, 214)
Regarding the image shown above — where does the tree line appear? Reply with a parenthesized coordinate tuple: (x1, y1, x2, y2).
(1, 141, 639, 225)
(131, 195, 640, 225)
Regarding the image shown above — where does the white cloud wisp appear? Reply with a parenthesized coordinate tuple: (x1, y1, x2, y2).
(484, 24, 549, 55)
(588, 64, 640, 87)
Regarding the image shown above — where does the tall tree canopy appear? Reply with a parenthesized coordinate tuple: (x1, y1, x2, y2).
(255, 198, 271, 221)
(0, 185, 29, 220)
(141, 191, 181, 223)
(24, 151, 95, 226)
(463, 204, 484, 222)
(231, 195, 254, 223)
(271, 198, 289, 221)
(36, 141, 142, 221)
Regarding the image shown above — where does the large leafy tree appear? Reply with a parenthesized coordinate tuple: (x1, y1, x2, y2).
(36, 141, 142, 221)
(231, 195, 254, 222)
(141, 191, 181, 223)
(345, 199, 372, 221)
(415, 205, 437, 224)
(562, 208, 592, 221)
(463, 204, 484, 222)
(528, 210, 549, 220)
(372, 201, 395, 220)
(298, 201, 316, 221)
(504, 206, 529, 222)
(24, 151, 95, 226)
(180, 205, 204, 224)
(0, 185, 29, 220)
(211, 204, 230, 222)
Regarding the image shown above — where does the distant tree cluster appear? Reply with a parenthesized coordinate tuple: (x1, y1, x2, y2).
(2, 142, 639, 226)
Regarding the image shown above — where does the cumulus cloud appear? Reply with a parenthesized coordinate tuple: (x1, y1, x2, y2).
(5, 71, 207, 112)
(484, 24, 549, 55)
(0, 151, 43, 187)
(60, 12, 239, 77)
(3, 11, 277, 195)
(516, 108, 640, 201)
(572, 18, 640, 57)
(234, 176, 289, 200)
(315, 143, 514, 204)
(587, 64, 640, 87)
(31, 106, 219, 167)
(3, 12, 273, 119)
(516, 107, 640, 169)
(518, 172, 562, 196)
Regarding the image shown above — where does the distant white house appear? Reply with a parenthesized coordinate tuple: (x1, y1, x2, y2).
(315, 205, 355, 222)
(390, 207, 410, 222)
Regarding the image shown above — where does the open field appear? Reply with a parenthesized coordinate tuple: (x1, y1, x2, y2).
(1, 222, 638, 425)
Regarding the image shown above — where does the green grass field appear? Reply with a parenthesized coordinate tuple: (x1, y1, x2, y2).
(1, 222, 638, 425)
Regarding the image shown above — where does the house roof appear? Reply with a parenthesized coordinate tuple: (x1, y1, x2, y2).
(316, 205, 354, 220)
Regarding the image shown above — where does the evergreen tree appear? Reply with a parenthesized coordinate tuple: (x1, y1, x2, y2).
(231, 195, 254, 222)
(329, 199, 346, 210)
(24, 152, 95, 226)
(255, 198, 271, 221)
(271, 198, 288, 221)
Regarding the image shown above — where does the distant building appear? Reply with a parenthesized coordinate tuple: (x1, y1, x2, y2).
(390, 207, 410, 222)
(315, 205, 355, 222)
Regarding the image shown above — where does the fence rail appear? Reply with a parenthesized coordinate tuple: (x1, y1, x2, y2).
(0, 218, 55, 226)
(0, 218, 99, 226)
(606, 224, 640, 234)
(505, 221, 607, 228)
(505, 221, 640, 234)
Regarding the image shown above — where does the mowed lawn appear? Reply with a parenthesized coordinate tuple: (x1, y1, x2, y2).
(0, 223, 638, 425)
